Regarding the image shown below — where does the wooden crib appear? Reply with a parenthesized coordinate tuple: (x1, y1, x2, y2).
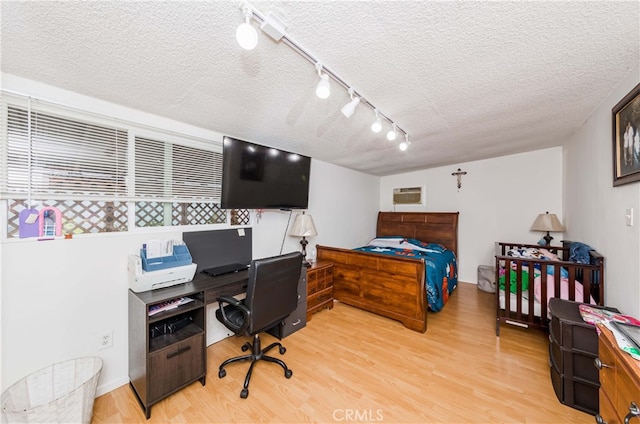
(494, 241, 604, 336)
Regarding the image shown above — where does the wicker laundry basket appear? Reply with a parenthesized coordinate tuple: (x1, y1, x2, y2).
(1, 357, 103, 424)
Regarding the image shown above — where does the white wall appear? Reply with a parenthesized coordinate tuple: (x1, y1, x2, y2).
(380, 148, 564, 283)
(253, 159, 380, 259)
(0, 77, 380, 395)
(564, 64, 640, 317)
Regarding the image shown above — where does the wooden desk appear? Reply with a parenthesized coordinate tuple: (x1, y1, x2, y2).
(595, 325, 640, 424)
(129, 268, 308, 418)
(129, 270, 248, 418)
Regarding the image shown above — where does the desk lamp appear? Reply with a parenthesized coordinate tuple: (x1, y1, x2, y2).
(289, 212, 318, 267)
(530, 211, 565, 246)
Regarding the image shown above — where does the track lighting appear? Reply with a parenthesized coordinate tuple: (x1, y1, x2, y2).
(399, 133, 411, 151)
(235, 2, 410, 152)
(236, 5, 258, 50)
(341, 88, 360, 118)
(315, 63, 330, 99)
(371, 109, 382, 133)
(387, 123, 397, 141)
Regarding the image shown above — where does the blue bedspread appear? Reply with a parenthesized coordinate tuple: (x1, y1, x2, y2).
(354, 237, 458, 312)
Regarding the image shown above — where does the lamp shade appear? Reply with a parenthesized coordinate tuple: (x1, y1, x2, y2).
(289, 213, 318, 237)
(236, 20, 258, 50)
(341, 97, 360, 118)
(316, 74, 330, 99)
(530, 212, 565, 232)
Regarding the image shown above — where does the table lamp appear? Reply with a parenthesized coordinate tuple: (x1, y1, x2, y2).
(530, 211, 565, 246)
(289, 212, 318, 267)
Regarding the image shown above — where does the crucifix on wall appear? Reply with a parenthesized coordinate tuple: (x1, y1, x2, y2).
(451, 168, 467, 190)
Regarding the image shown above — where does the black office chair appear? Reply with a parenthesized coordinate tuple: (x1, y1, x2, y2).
(215, 251, 302, 399)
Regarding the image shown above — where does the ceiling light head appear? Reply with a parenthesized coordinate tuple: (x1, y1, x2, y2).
(399, 134, 411, 151)
(371, 109, 382, 133)
(386, 123, 397, 141)
(315, 63, 330, 99)
(236, 5, 258, 50)
(341, 88, 360, 118)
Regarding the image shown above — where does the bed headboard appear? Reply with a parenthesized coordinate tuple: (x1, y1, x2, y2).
(376, 212, 459, 258)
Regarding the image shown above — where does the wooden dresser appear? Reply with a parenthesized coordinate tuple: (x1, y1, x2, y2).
(595, 325, 640, 424)
(306, 262, 333, 321)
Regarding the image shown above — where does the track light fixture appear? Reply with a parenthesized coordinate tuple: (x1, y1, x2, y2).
(387, 123, 397, 141)
(399, 133, 411, 151)
(236, 5, 258, 50)
(235, 2, 411, 151)
(315, 63, 330, 99)
(371, 109, 382, 133)
(341, 88, 360, 118)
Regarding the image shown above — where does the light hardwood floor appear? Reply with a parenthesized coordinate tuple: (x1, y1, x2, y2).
(92, 282, 593, 423)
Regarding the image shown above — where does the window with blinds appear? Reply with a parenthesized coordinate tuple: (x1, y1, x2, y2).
(134, 136, 222, 202)
(1, 98, 248, 238)
(134, 135, 225, 227)
(3, 106, 128, 199)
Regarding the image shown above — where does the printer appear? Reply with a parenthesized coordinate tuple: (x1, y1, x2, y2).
(128, 243, 197, 293)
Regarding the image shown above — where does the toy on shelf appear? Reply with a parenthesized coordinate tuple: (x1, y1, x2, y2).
(39, 207, 62, 237)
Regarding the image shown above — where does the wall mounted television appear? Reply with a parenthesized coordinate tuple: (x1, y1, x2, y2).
(221, 136, 311, 210)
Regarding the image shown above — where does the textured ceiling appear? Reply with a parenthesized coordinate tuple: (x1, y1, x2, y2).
(1, 1, 639, 176)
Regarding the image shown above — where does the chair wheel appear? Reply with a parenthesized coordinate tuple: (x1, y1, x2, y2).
(279, 346, 286, 354)
(240, 388, 249, 399)
(218, 369, 226, 378)
(285, 369, 293, 378)
(241, 344, 250, 352)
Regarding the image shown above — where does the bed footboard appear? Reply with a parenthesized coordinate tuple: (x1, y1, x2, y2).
(494, 242, 604, 336)
(316, 245, 427, 333)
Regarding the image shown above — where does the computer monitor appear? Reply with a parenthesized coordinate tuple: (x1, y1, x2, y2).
(183, 228, 252, 274)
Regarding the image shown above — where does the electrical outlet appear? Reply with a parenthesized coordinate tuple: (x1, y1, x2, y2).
(98, 330, 113, 350)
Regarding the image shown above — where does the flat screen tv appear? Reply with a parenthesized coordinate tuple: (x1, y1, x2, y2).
(221, 136, 311, 210)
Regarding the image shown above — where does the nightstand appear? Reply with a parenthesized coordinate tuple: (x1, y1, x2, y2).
(306, 262, 333, 321)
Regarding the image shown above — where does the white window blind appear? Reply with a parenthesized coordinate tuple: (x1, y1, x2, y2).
(134, 136, 222, 203)
(2, 105, 128, 199)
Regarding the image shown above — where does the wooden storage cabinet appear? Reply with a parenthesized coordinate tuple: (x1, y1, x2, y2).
(306, 262, 334, 321)
(129, 288, 206, 419)
(596, 326, 640, 424)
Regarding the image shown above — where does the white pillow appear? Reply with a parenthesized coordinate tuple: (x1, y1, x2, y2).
(367, 237, 405, 249)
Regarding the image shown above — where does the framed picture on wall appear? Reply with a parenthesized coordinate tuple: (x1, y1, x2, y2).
(612, 82, 640, 186)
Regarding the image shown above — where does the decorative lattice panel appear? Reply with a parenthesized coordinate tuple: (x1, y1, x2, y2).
(181, 202, 226, 225)
(135, 201, 227, 227)
(7, 199, 128, 238)
(7, 200, 242, 237)
(230, 209, 250, 226)
(135, 201, 165, 227)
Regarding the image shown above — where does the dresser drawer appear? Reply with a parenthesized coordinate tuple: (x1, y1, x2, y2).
(308, 287, 333, 310)
(616, 365, 640, 422)
(306, 262, 334, 320)
(148, 334, 205, 402)
(597, 335, 617, 401)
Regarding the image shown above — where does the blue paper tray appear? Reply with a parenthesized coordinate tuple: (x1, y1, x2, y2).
(141, 245, 192, 272)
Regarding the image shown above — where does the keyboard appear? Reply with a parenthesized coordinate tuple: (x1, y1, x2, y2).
(202, 263, 248, 277)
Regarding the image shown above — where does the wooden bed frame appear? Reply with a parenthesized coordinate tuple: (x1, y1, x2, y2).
(316, 212, 459, 333)
(494, 241, 605, 336)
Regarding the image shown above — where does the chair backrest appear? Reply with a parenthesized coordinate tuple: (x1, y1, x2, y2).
(244, 251, 303, 335)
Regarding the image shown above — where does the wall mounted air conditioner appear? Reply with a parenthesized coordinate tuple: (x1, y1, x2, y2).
(393, 187, 423, 205)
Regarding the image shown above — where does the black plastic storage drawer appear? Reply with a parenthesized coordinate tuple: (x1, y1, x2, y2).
(549, 298, 599, 353)
(563, 377, 598, 416)
(549, 334, 599, 382)
(549, 351, 599, 416)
